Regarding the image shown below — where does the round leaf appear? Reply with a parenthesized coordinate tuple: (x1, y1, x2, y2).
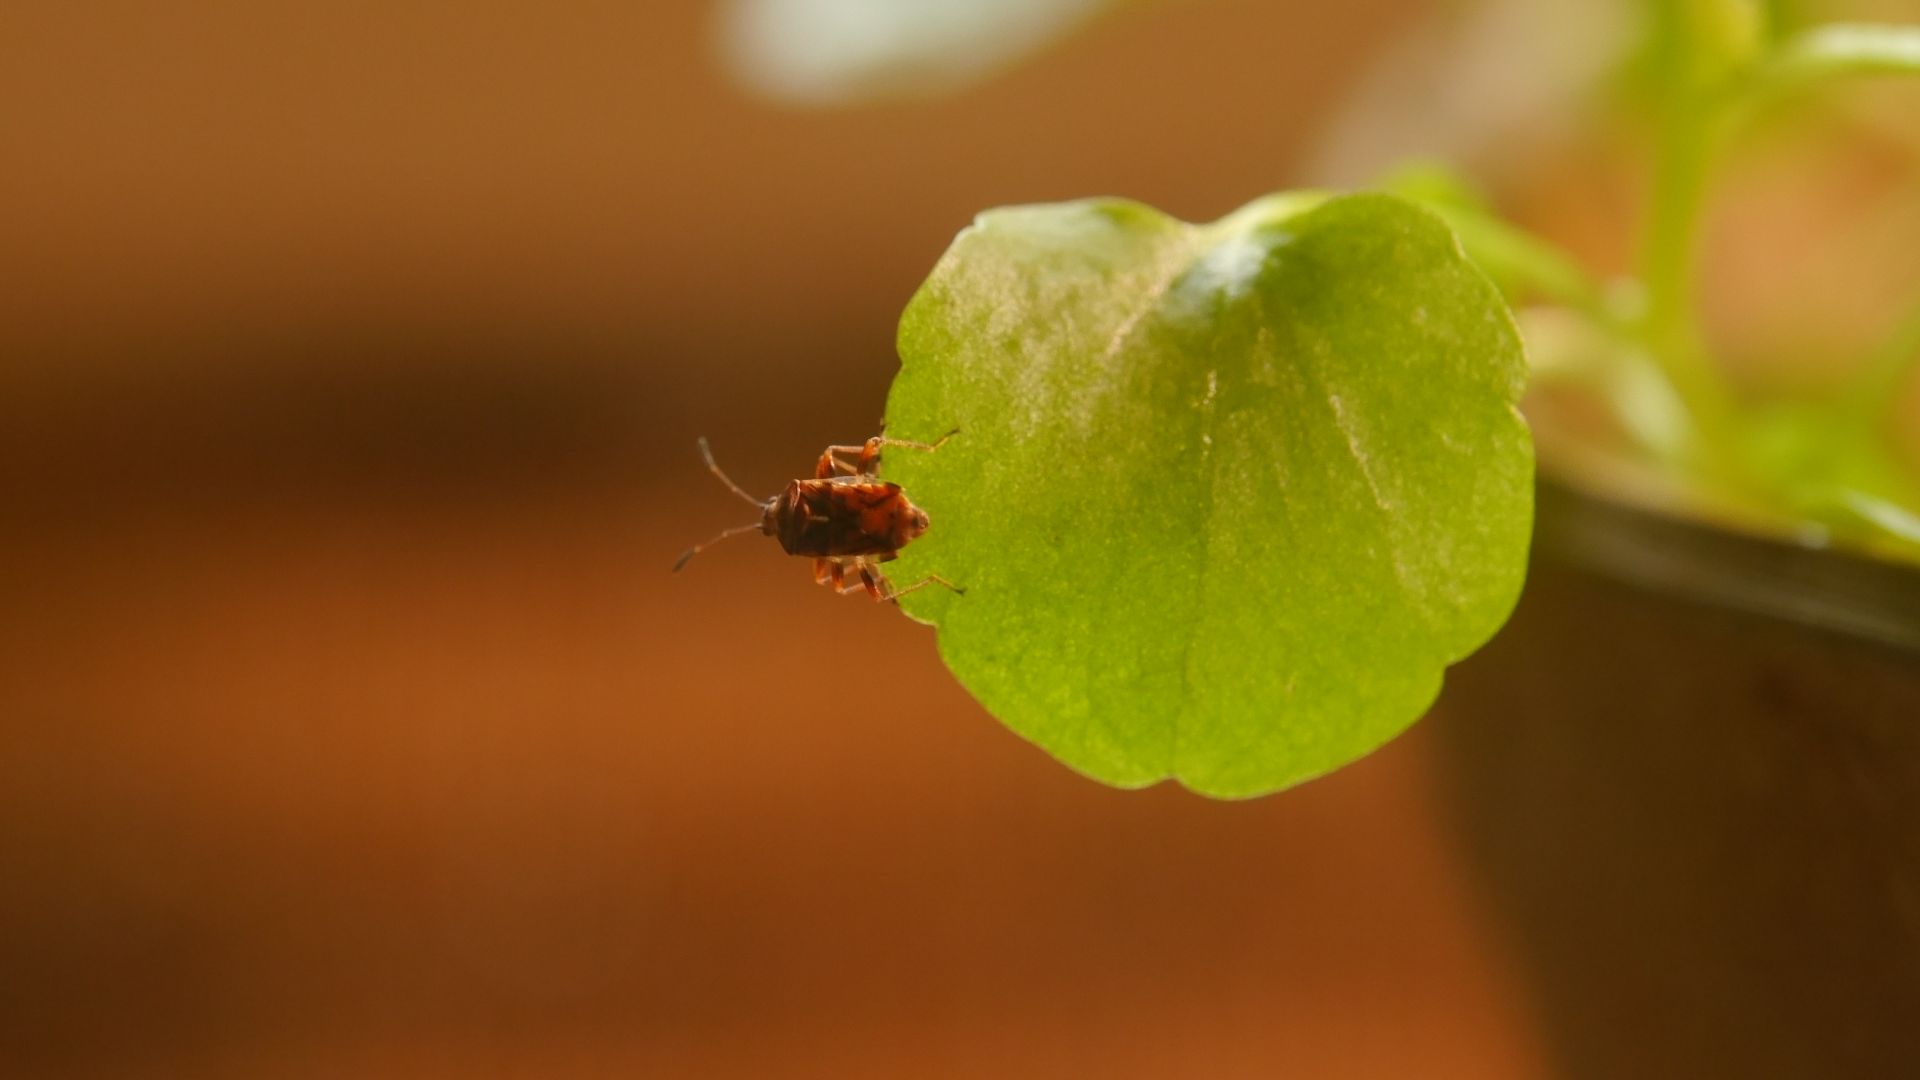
(881, 192, 1533, 798)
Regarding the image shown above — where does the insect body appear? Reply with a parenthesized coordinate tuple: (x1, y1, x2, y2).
(675, 431, 964, 603)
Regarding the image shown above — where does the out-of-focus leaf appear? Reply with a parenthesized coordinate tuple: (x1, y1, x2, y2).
(716, 0, 1119, 106)
(1382, 163, 1608, 316)
(881, 193, 1534, 797)
(1739, 401, 1920, 561)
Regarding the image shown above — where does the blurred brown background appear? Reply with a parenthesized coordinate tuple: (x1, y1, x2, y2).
(0, 2, 1549, 1076)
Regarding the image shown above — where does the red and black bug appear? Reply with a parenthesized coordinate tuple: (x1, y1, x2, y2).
(674, 431, 964, 603)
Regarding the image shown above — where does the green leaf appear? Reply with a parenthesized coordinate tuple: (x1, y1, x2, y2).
(881, 192, 1534, 797)
(1751, 22, 1920, 92)
(716, 0, 1121, 106)
(1737, 402, 1920, 563)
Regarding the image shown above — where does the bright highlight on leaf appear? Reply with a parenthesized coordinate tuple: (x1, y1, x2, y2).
(880, 193, 1534, 798)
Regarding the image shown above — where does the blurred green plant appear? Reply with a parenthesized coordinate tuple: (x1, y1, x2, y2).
(1380, 10, 1920, 555)
(726, 0, 1920, 793)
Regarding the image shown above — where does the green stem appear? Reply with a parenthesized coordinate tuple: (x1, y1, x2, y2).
(1641, 110, 1732, 422)
(1637, 2, 1745, 478)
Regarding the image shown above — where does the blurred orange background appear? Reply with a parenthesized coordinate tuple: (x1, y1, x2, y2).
(0, 2, 1550, 1076)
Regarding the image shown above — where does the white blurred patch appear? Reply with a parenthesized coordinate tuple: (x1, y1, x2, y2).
(1304, 0, 1632, 185)
(717, 0, 1118, 106)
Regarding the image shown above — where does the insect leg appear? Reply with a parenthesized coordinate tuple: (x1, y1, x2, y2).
(858, 563, 886, 601)
(886, 573, 965, 602)
(813, 558, 833, 586)
(818, 445, 867, 477)
(821, 558, 875, 597)
(816, 449, 868, 479)
(857, 428, 959, 475)
(878, 428, 959, 452)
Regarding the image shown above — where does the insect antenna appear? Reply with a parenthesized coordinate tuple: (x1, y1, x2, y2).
(673, 523, 762, 572)
(697, 436, 764, 507)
